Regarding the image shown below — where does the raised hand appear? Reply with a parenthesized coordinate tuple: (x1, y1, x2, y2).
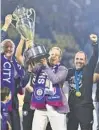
(90, 34, 98, 43)
(5, 14, 12, 26)
(2, 14, 12, 31)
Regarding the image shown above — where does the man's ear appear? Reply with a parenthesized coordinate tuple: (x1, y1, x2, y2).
(85, 57, 88, 65)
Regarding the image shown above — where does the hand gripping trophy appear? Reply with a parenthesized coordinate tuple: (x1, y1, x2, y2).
(12, 6, 49, 66)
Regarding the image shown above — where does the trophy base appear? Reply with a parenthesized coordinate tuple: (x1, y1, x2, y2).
(24, 44, 49, 65)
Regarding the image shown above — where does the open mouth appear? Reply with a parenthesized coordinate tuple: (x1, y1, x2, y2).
(76, 62, 82, 65)
(6, 50, 13, 53)
(5, 52, 13, 56)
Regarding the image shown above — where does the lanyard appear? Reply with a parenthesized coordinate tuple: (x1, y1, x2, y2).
(75, 70, 82, 92)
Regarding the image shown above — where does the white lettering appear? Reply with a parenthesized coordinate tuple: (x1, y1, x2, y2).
(3, 62, 11, 69)
(3, 78, 11, 83)
(38, 78, 45, 84)
(2, 62, 12, 83)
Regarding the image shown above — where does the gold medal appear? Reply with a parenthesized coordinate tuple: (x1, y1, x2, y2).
(75, 91, 81, 97)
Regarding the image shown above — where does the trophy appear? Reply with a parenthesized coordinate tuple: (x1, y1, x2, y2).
(12, 6, 35, 41)
(12, 6, 49, 66)
(23, 44, 49, 66)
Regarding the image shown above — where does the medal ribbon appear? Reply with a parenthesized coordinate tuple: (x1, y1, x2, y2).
(75, 70, 82, 92)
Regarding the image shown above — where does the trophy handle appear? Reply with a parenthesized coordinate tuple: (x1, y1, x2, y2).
(27, 8, 36, 45)
(27, 8, 36, 21)
(12, 14, 19, 21)
(11, 14, 19, 30)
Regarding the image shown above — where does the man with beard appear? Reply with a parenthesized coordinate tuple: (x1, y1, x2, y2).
(1, 14, 24, 130)
(66, 34, 98, 130)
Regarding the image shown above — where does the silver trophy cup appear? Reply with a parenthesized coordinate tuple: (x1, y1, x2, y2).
(12, 6, 49, 67)
(12, 6, 35, 41)
(24, 44, 49, 67)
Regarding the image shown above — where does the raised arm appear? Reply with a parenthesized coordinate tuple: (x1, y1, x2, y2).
(15, 37, 25, 65)
(1, 14, 12, 41)
(15, 38, 33, 65)
(87, 34, 98, 71)
(2, 14, 12, 32)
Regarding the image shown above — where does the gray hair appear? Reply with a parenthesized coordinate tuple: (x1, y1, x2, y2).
(1, 39, 15, 53)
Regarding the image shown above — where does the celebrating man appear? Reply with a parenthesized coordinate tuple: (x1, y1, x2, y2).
(66, 34, 98, 130)
(1, 14, 24, 130)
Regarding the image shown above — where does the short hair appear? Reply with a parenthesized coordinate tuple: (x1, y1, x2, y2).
(1, 39, 15, 53)
(75, 51, 87, 61)
(49, 47, 62, 57)
(1, 87, 10, 101)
